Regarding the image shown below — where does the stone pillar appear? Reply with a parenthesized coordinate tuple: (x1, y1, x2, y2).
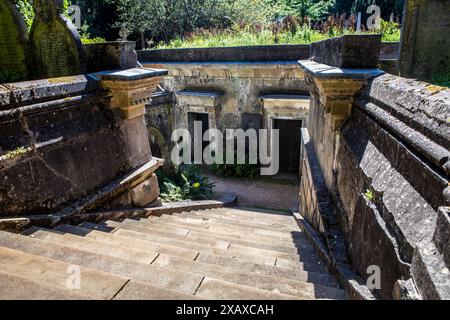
(101, 68, 168, 207)
(299, 59, 383, 190)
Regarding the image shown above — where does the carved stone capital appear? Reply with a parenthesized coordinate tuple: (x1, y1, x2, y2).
(313, 78, 366, 129)
(299, 60, 383, 130)
(101, 68, 168, 120)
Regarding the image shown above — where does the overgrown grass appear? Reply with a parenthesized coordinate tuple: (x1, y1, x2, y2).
(157, 20, 401, 49)
(81, 37, 106, 45)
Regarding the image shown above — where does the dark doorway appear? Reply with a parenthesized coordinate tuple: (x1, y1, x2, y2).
(188, 112, 209, 159)
(273, 119, 302, 174)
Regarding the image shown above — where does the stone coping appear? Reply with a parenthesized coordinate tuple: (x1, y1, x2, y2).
(142, 60, 301, 68)
(100, 68, 168, 81)
(298, 60, 384, 80)
(138, 44, 310, 62)
(261, 94, 310, 101)
(0, 192, 238, 233)
(0, 68, 169, 110)
(0, 74, 100, 109)
(176, 90, 224, 98)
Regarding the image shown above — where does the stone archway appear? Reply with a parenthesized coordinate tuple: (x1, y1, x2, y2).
(148, 127, 169, 163)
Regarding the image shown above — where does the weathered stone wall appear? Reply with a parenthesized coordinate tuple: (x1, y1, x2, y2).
(141, 60, 310, 158)
(298, 35, 449, 299)
(0, 68, 165, 218)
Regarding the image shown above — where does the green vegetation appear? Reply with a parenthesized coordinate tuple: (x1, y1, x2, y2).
(158, 19, 400, 48)
(80, 37, 106, 45)
(210, 152, 260, 178)
(1, 146, 34, 160)
(112, 0, 403, 47)
(14, 0, 71, 30)
(432, 73, 450, 88)
(363, 189, 375, 202)
(157, 165, 215, 202)
(15, 0, 403, 47)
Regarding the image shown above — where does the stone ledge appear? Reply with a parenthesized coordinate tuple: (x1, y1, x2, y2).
(298, 60, 384, 80)
(101, 68, 168, 82)
(0, 74, 100, 110)
(142, 61, 305, 80)
(137, 44, 310, 62)
(176, 90, 224, 108)
(0, 193, 237, 233)
(292, 211, 377, 300)
(261, 94, 310, 110)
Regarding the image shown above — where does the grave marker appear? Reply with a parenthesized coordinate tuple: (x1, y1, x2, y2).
(30, 0, 84, 79)
(0, 0, 29, 82)
(399, 0, 450, 82)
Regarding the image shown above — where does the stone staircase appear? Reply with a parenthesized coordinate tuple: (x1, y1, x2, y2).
(0, 207, 347, 300)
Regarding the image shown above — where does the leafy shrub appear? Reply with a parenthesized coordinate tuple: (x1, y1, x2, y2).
(209, 152, 260, 178)
(81, 37, 106, 44)
(376, 19, 401, 43)
(157, 165, 215, 202)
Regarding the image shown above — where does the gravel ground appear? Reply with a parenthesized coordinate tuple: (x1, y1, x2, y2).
(206, 172, 299, 211)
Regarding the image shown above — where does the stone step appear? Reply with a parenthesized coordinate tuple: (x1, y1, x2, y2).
(138, 216, 303, 244)
(0, 272, 93, 300)
(175, 210, 296, 231)
(0, 246, 128, 299)
(205, 208, 294, 224)
(113, 280, 201, 300)
(213, 207, 294, 223)
(86, 220, 328, 275)
(153, 254, 341, 298)
(176, 208, 295, 225)
(107, 218, 191, 238)
(80, 221, 231, 250)
(152, 215, 296, 240)
(102, 218, 311, 254)
(79, 222, 317, 265)
(185, 229, 311, 254)
(22, 226, 158, 264)
(195, 278, 300, 300)
(196, 252, 328, 280)
(0, 230, 204, 295)
(55, 224, 199, 261)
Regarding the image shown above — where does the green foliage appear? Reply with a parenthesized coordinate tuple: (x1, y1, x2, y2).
(158, 20, 399, 49)
(14, 0, 33, 30)
(157, 165, 215, 202)
(432, 73, 450, 88)
(0, 70, 23, 83)
(363, 189, 375, 201)
(14, 0, 72, 30)
(307, 0, 336, 21)
(376, 19, 401, 42)
(81, 37, 106, 44)
(210, 152, 260, 179)
(114, 0, 276, 44)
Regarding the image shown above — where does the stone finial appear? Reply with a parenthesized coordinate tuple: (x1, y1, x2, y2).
(119, 27, 130, 41)
(101, 68, 168, 120)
